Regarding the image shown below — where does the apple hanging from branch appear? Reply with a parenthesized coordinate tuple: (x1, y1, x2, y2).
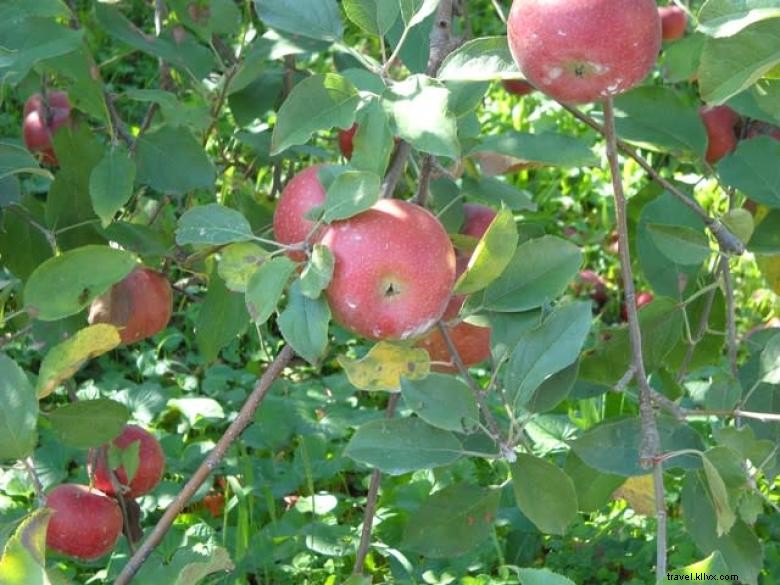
(22, 91, 72, 166)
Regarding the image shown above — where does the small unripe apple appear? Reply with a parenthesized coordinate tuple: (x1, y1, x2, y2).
(88, 266, 172, 345)
(46, 484, 123, 561)
(658, 6, 688, 41)
(320, 199, 456, 341)
(502, 79, 535, 97)
(621, 291, 654, 321)
(272, 165, 327, 261)
(22, 91, 72, 166)
(91, 425, 165, 498)
(507, 0, 661, 104)
(700, 105, 740, 164)
(338, 124, 358, 159)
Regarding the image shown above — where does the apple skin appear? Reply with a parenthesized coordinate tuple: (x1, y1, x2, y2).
(507, 0, 661, 104)
(621, 291, 654, 321)
(320, 199, 456, 341)
(338, 124, 358, 159)
(502, 79, 535, 97)
(700, 105, 740, 164)
(91, 425, 165, 498)
(88, 267, 172, 345)
(22, 91, 72, 166)
(658, 6, 687, 41)
(273, 165, 327, 261)
(46, 484, 123, 561)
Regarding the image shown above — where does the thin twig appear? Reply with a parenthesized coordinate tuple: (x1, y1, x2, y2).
(0, 325, 32, 349)
(412, 155, 435, 206)
(23, 458, 45, 505)
(104, 92, 135, 147)
(101, 447, 138, 554)
(684, 409, 780, 422)
(352, 393, 400, 576)
(113, 345, 295, 585)
(720, 257, 738, 377)
(676, 282, 717, 382)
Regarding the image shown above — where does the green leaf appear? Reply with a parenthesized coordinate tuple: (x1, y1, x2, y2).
(438, 36, 520, 82)
(461, 177, 536, 211)
(471, 132, 598, 168)
(24, 246, 137, 321)
(564, 452, 626, 513)
(245, 257, 297, 324)
(663, 32, 707, 83)
(572, 417, 704, 476)
(698, 18, 780, 104)
(136, 126, 216, 194)
(49, 399, 129, 449)
(721, 208, 755, 244)
(526, 360, 579, 413)
(350, 99, 395, 178)
(0, 354, 38, 462)
(759, 332, 780, 383)
(701, 451, 738, 536)
(510, 454, 577, 535)
(253, 0, 343, 42)
(504, 302, 592, 409)
(0, 142, 50, 181)
(455, 207, 518, 295)
(516, 568, 576, 585)
(36, 324, 122, 399)
(478, 236, 582, 312)
(217, 242, 269, 293)
(172, 546, 235, 585)
(748, 209, 780, 253)
(400, 373, 479, 432)
(176, 204, 254, 246)
(666, 552, 730, 578)
(612, 86, 708, 155)
(0, 509, 52, 585)
(386, 75, 461, 159)
(718, 136, 780, 208)
(698, 0, 780, 38)
(343, 0, 399, 36)
(89, 146, 136, 227)
(195, 269, 249, 362)
(271, 74, 359, 155)
(344, 417, 462, 474)
(647, 223, 712, 265)
(299, 245, 334, 299)
(321, 171, 381, 223)
(278, 281, 330, 365)
(402, 484, 500, 557)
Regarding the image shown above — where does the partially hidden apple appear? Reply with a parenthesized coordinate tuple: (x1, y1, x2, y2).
(91, 424, 165, 498)
(88, 266, 172, 345)
(658, 5, 688, 41)
(338, 124, 358, 159)
(700, 105, 740, 164)
(507, 0, 661, 104)
(46, 484, 123, 561)
(502, 79, 535, 97)
(573, 269, 609, 308)
(621, 291, 654, 321)
(272, 164, 327, 261)
(22, 91, 72, 166)
(320, 199, 456, 341)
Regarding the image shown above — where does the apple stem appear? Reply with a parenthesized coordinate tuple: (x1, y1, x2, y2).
(352, 393, 400, 576)
(602, 97, 667, 579)
(114, 345, 295, 585)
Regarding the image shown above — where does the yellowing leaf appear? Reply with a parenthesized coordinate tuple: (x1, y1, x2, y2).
(757, 254, 780, 294)
(217, 242, 268, 293)
(0, 509, 52, 585)
(612, 474, 655, 516)
(37, 324, 121, 398)
(338, 341, 430, 392)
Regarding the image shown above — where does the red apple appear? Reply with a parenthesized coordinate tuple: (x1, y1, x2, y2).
(574, 269, 609, 307)
(46, 484, 123, 561)
(507, 0, 661, 104)
(658, 6, 688, 41)
(338, 124, 357, 159)
(502, 79, 535, 97)
(621, 291, 654, 321)
(22, 91, 72, 166)
(91, 425, 165, 498)
(272, 165, 327, 261)
(461, 203, 498, 240)
(700, 105, 740, 164)
(320, 199, 456, 340)
(88, 266, 172, 345)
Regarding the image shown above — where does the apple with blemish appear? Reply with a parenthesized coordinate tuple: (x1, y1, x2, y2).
(507, 0, 661, 104)
(272, 165, 327, 261)
(22, 91, 72, 166)
(658, 5, 687, 41)
(91, 424, 165, 498)
(320, 199, 456, 341)
(700, 105, 740, 164)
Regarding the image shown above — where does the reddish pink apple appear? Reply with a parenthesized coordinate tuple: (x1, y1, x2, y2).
(46, 484, 123, 561)
(22, 91, 72, 166)
(507, 0, 661, 104)
(502, 79, 535, 97)
(573, 269, 609, 307)
(700, 105, 740, 164)
(621, 291, 654, 321)
(91, 425, 165, 498)
(273, 165, 327, 261)
(658, 6, 688, 41)
(461, 203, 498, 240)
(338, 124, 358, 159)
(320, 199, 456, 340)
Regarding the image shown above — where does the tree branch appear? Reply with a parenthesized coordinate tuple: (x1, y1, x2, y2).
(113, 345, 295, 585)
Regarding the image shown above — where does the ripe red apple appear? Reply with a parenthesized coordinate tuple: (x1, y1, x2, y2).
(338, 124, 357, 159)
(621, 291, 654, 321)
(46, 484, 123, 561)
(461, 203, 498, 240)
(658, 6, 688, 41)
(700, 105, 740, 164)
(91, 425, 165, 498)
(88, 266, 172, 345)
(507, 0, 661, 104)
(22, 91, 72, 166)
(272, 165, 327, 261)
(573, 269, 609, 308)
(502, 79, 535, 97)
(320, 199, 456, 340)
